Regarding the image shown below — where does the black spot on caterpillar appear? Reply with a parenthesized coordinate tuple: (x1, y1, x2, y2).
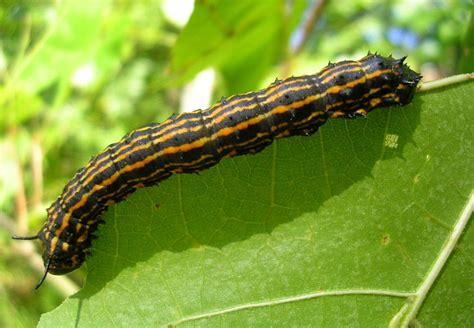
(13, 53, 421, 289)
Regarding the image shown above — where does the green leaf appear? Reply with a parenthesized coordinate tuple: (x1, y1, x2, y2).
(39, 81, 473, 327)
(17, 0, 129, 94)
(170, 0, 305, 90)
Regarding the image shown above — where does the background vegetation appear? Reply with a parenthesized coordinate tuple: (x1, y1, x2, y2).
(0, 0, 472, 327)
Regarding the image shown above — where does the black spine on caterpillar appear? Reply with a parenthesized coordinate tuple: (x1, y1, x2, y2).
(12, 54, 421, 289)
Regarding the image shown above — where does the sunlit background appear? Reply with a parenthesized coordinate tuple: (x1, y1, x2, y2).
(0, 0, 472, 326)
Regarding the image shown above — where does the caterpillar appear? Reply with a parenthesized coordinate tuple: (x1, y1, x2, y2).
(13, 53, 421, 289)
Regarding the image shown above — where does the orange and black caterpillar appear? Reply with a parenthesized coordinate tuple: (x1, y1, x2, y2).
(13, 54, 421, 288)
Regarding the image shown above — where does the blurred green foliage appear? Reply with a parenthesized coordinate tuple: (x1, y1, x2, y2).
(0, 0, 472, 326)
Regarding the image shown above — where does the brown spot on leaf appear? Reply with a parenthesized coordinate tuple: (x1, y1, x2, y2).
(382, 234, 391, 245)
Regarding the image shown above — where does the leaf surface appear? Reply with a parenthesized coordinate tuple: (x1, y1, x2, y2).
(39, 82, 473, 327)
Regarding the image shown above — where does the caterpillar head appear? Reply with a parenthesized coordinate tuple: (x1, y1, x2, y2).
(13, 200, 89, 289)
